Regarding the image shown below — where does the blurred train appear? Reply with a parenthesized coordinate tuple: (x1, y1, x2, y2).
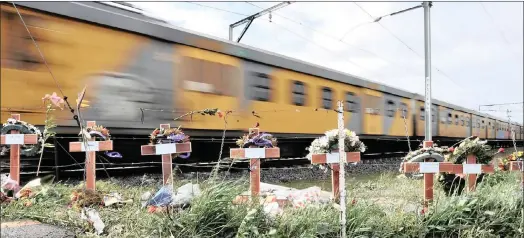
(1, 2, 522, 147)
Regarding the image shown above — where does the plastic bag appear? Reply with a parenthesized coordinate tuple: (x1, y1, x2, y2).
(171, 183, 201, 206)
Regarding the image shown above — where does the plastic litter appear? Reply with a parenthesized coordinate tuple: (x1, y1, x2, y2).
(140, 191, 152, 208)
(81, 208, 105, 235)
(1, 174, 19, 192)
(15, 178, 42, 199)
(103, 192, 132, 206)
(170, 183, 201, 207)
(145, 185, 173, 207)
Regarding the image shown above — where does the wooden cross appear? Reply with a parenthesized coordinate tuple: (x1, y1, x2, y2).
(0, 114, 38, 184)
(311, 152, 361, 201)
(402, 153, 494, 212)
(69, 121, 113, 191)
(230, 128, 280, 198)
(141, 123, 192, 191)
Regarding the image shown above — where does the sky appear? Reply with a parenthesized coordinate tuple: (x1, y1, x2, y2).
(130, 1, 523, 124)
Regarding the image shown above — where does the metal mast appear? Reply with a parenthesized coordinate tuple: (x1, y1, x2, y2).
(229, 2, 293, 42)
(423, 1, 433, 143)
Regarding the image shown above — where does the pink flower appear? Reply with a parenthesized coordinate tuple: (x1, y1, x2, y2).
(42, 92, 64, 110)
(498, 148, 505, 153)
(448, 147, 455, 153)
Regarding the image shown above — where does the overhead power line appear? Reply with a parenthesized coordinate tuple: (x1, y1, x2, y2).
(187, 1, 378, 79)
(185, 2, 248, 17)
(244, 2, 417, 74)
(479, 2, 519, 59)
(353, 2, 467, 90)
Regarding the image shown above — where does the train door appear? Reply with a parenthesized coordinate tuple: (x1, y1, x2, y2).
(362, 89, 383, 135)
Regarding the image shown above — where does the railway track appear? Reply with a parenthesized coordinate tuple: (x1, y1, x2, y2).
(1, 135, 521, 183)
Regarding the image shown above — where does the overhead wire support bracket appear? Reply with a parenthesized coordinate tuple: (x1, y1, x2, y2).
(229, 1, 293, 42)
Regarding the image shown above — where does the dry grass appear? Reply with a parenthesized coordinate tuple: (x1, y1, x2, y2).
(1, 170, 522, 237)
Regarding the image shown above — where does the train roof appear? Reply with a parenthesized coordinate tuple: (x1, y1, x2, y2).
(12, 1, 520, 126)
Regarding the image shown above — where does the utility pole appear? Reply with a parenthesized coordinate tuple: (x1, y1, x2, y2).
(423, 1, 433, 143)
(367, 1, 431, 142)
(229, 2, 292, 42)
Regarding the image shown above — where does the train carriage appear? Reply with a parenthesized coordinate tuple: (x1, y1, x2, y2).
(1, 2, 521, 159)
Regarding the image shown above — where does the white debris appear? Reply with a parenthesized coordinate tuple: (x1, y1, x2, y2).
(81, 208, 105, 235)
(140, 191, 152, 208)
(170, 183, 201, 206)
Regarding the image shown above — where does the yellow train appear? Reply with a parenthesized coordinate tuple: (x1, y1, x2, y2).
(1, 2, 522, 145)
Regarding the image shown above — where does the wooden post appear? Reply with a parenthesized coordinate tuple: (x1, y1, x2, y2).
(0, 114, 38, 184)
(69, 121, 113, 191)
(403, 156, 494, 212)
(141, 123, 192, 191)
(230, 128, 280, 198)
(310, 152, 361, 201)
(510, 161, 524, 188)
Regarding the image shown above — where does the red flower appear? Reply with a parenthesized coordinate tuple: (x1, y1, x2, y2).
(498, 148, 505, 153)
(448, 147, 455, 153)
(148, 206, 157, 213)
(218, 111, 224, 118)
(351, 199, 357, 205)
(420, 209, 425, 215)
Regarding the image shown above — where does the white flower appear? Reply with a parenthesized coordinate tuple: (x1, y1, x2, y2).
(360, 145, 366, 153)
(325, 129, 338, 139)
(318, 137, 329, 148)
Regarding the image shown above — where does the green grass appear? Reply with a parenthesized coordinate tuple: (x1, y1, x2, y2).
(1, 171, 523, 237)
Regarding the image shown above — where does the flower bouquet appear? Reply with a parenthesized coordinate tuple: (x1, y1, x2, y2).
(399, 143, 449, 179)
(149, 126, 191, 159)
(499, 151, 523, 171)
(235, 129, 277, 148)
(437, 136, 500, 195)
(306, 129, 366, 160)
(1, 118, 43, 157)
(78, 124, 122, 158)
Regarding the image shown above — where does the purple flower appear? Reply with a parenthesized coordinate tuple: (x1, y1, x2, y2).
(105, 152, 122, 158)
(167, 133, 185, 143)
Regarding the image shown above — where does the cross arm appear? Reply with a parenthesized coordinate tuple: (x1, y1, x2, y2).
(403, 162, 495, 174)
(510, 161, 523, 171)
(69, 140, 113, 152)
(1, 134, 39, 145)
(141, 142, 192, 156)
(230, 147, 280, 159)
(311, 152, 361, 164)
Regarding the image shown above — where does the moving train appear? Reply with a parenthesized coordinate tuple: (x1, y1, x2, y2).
(1, 2, 522, 146)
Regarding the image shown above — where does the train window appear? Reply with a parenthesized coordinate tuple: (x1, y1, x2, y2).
(386, 100, 396, 117)
(447, 113, 452, 125)
(321, 87, 333, 109)
(250, 72, 271, 101)
(399, 102, 408, 118)
(292, 80, 306, 106)
(454, 114, 459, 125)
(420, 107, 425, 121)
(431, 108, 436, 122)
(466, 120, 470, 127)
(481, 120, 485, 129)
(460, 116, 465, 126)
(477, 119, 481, 129)
(344, 92, 359, 113)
